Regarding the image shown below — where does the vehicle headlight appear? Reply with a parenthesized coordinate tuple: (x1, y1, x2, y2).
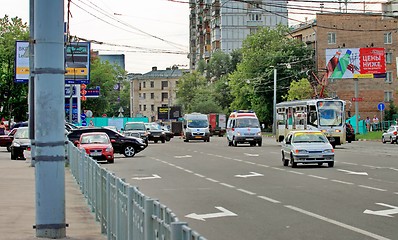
(323, 149, 334, 153)
(105, 147, 113, 152)
(237, 132, 241, 136)
(257, 132, 262, 136)
(13, 142, 21, 147)
(295, 149, 308, 154)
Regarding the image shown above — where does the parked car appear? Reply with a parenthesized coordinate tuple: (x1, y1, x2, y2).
(161, 126, 174, 141)
(382, 125, 398, 144)
(281, 130, 335, 168)
(10, 127, 31, 160)
(10, 121, 28, 130)
(65, 122, 81, 132)
(145, 123, 166, 143)
(122, 122, 149, 145)
(67, 127, 147, 157)
(76, 132, 114, 163)
(0, 128, 17, 152)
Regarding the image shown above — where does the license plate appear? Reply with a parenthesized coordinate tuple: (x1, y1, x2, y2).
(246, 138, 253, 140)
(90, 152, 102, 156)
(195, 136, 202, 138)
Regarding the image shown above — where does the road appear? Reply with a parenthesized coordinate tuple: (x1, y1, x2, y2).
(103, 137, 398, 240)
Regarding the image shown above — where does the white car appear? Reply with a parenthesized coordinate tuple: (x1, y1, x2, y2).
(281, 130, 335, 168)
(381, 125, 398, 144)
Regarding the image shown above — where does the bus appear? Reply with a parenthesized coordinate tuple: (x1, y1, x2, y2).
(276, 98, 346, 147)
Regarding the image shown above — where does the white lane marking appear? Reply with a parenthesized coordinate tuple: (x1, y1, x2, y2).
(220, 183, 235, 188)
(174, 155, 192, 158)
(394, 192, 398, 195)
(285, 205, 391, 240)
(258, 195, 281, 204)
(233, 159, 243, 162)
(237, 188, 256, 195)
(257, 164, 269, 168)
(337, 169, 368, 175)
(246, 162, 256, 165)
(308, 175, 328, 180)
(288, 171, 304, 175)
(272, 167, 285, 171)
(235, 172, 264, 178)
(184, 169, 193, 173)
(364, 203, 398, 218)
(244, 153, 259, 157)
(132, 174, 161, 180)
(195, 173, 205, 178)
(185, 206, 237, 221)
(339, 162, 358, 166)
(206, 178, 219, 183)
(359, 185, 387, 192)
(363, 164, 377, 168)
(331, 179, 354, 185)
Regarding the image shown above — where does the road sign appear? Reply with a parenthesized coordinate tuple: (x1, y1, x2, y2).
(81, 113, 86, 121)
(378, 102, 385, 111)
(351, 97, 363, 102)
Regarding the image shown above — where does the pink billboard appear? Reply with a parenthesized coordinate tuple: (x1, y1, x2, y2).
(325, 48, 386, 79)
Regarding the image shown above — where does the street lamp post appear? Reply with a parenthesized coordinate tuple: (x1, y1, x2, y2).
(273, 68, 277, 135)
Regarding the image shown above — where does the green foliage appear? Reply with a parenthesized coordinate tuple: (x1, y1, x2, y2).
(81, 58, 123, 117)
(384, 101, 397, 121)
(0, 15, 29, 121)
(228, 25, 314, 126)
(207, 50, 232, 80)
(284, 78, 313, 101)
(175, 71, 207, 113)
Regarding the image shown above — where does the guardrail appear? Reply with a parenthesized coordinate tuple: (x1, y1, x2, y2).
(67, 142, 206, 240)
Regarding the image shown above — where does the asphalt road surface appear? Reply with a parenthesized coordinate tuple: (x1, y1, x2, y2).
(103, 136, 398, 240)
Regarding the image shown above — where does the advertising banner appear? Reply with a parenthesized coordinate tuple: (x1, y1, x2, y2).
(158, 106, 182, 120)
(14, 41, 91, 84)
(325, 48, 386, 79)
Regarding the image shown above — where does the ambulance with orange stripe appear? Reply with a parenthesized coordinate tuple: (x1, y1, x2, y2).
(226, 110, 262, 147)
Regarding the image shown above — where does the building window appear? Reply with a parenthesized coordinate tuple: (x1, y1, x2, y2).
(249, 14, 261, 21)
(161, 81, 168, 90)
(143, 93, 146, 99)
(384, 90, 393, 102)
(139, 105, 142, 111)
(151, 93, 154, 99)
(143, 81, 146, 88)
(150, 81, 154, 88)
(385, 71, 393, 83)
(139, 83, 141, 91)
(327, 32, 336, 44)
(151, 104, 154, 111)
(384, 32, 392, 44)
(143, 105, 147, 111)
(161, 92, 168, 102)
(386, 52, 392, 64)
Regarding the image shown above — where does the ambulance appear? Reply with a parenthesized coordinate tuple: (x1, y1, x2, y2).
(226, 110, 262, 147)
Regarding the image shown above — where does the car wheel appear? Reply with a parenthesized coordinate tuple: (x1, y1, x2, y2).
(233, 138, 238, 147)
(228, 140, 232, 146)
(11, 150, 16, 160)
(390, 137, 394, 144)
(282, 152, 289, 166)
(108, 159, 114, 164)
(6, 144, 11, 152)
(382, 136, 386, 144)
(290, 154, 297, 168)
(258, 141, 262, 147)
(123, 145, 136, 157)
(165, 136, 170, 141)
(161, 138, 166, 143)
(328, 161, 334, 167)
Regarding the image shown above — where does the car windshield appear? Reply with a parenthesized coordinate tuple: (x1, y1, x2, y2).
(145, 123, 161, 130)
(124, 123, 145, 131)
(14, 128, 29, 139)
(81, 134, 110, 144)
(317, 101, 344, 127)
(236, 118, 259, 128)
(293, 132, 328, 143)
(187, 119, 208, 128)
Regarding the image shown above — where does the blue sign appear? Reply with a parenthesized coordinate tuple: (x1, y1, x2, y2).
(81, 113, 86, 121)
(378, 102, 385, 111)
(81, 120, 87, 126)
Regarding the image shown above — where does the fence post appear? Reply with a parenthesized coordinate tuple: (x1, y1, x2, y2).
(127, 186, 134, 240)
(170, 222, 187, 240)
(144, 198, 154, 240)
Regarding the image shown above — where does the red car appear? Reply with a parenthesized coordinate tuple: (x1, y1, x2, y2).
(77, 132, 114, 163)
(0, 128, 17, 152)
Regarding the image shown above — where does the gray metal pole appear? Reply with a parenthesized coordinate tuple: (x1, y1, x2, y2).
(29, 0, 35, 167)
(34, 0, 66, 238)
(354, 78, 359, 134)
(130, 80, 133, 117)
(273, 68, 277, 135)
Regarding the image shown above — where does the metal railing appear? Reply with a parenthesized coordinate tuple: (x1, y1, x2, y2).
(67, 142, 206, 240)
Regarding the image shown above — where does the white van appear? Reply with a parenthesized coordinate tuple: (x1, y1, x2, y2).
(183, 113, 210, 142)
(226, 110, 262, 147)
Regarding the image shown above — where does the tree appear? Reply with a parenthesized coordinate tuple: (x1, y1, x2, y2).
(228, 25, 314, 126)
(0, 15, 29, 122)
(284, 78, 314, 101)
(175, 71, 207, 113)
(81, 57, 124, 117)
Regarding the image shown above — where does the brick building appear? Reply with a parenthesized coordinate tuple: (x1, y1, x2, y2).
(290, 12, 398, 120)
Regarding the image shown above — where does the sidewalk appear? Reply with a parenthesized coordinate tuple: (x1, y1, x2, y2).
(0, 156, 106, 240)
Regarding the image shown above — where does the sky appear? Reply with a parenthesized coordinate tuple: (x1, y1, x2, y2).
(0, 0, 387, 74)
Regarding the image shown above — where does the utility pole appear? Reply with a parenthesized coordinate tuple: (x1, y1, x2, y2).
(28, 0, 35, 167)
(354, 78, 359, 134)
(33, 0, 66, 238)
(273, 68, 277, 135)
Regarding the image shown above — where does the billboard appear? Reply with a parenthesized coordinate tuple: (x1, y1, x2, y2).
(158, 106, 182, 120)
(14, 41, 91, 84)
(325, 48, 386, 79)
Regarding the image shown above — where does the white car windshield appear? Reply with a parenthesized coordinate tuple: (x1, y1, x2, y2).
(293, 132, 328, 143)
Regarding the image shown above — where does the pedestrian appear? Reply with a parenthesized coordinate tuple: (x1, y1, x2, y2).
(89, 120, 94, 127)
(365, 116, 370, 132)
(0, 121, 6, 135)
(372, 115, 379, 131)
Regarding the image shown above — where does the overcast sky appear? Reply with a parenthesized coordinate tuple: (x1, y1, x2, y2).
(1, 0, 386, 74)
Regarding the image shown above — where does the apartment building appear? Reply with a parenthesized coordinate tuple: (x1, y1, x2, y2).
(289, 11, 398, 119)
(189, 0, 288, 70)
(128, 67, 188, 121)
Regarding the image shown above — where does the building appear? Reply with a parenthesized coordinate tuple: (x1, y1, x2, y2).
(289, 10, 398, 120)
(128, 67, 188, 122)
(189, 0, 288, 70)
